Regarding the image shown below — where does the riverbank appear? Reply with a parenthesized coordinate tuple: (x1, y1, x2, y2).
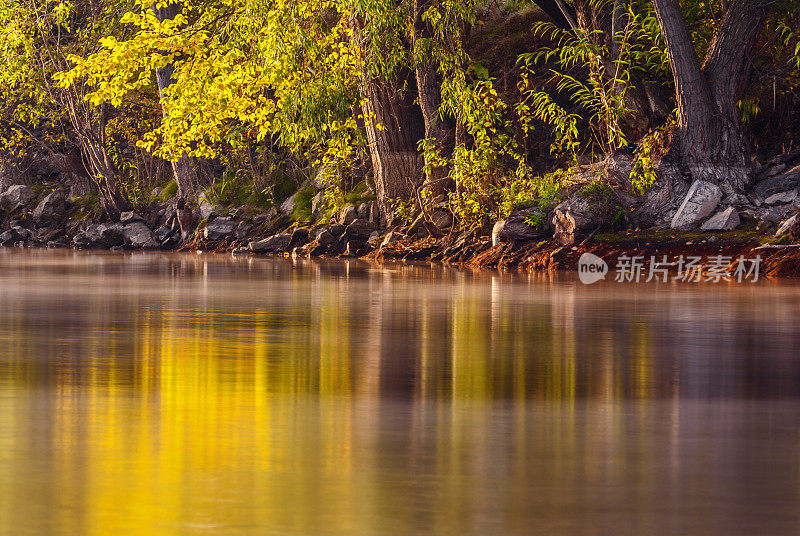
(2, 167, 800, 278)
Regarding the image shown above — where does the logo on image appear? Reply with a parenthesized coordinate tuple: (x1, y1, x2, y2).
(578, 253, 608, 284)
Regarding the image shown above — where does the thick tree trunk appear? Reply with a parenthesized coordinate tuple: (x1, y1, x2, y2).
(653, 0, 767, 193)
(350, 15, 423, 222)
(359, 77, 422, 221)
(152, 2, 197, 201)
(412, 0, 453, 198)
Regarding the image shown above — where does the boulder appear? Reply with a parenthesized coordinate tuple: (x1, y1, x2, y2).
(32, 189, 67, 226)
(344, 218, 376, 240)
(119, 211, 143, 224)
(122, 221, 158, 249)
(380, 231, 405, 247)
(357, 201, 378, 223)
(494, 207, 549, 246)
(73, 223, 125, 248)
(339, 204, 357, 225)
(328, 224, 346, 236)
(764, 189, 798, 205)
(671, 180, 722, 230)
(430, 209, 453, 231)
(776, 214, 798, 237)
(234, 221, 253, 240)
(197, 193, 214, 220)
(754, 166, 800, 199)
(250, 233, 291, 253)
(315, 229, 337, 246)
(0, 226, 31, 245)
(279, 194, 297, 218)
(154, 225, 174, 244)
(758, 205, 793, 226)
(0, 185, 36, 211)
(700, 206, 740, 231)
(203, 217, 235, 241)
(288, 227, 311, 248)
(311, 192, 326, 219)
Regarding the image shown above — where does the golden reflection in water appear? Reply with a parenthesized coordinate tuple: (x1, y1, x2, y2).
(0, 251, 799, 535)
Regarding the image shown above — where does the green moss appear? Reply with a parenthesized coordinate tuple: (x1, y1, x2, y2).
(159, 180, 178, 201)
(291, 185, 316, 224)
(271, 172, 299, 204)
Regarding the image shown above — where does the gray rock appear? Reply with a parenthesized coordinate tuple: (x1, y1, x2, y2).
(495, 207, 549, 245)
(328, 224, 346, 236)
(279, 194, 297, 218)
(311, 192, 326, 219)
(122, 221, 158, 248)
(756, 163, 785, 181)
(357, 201, 378, 223)
(764, 189, 798, 205)
(11, 226, 32, 240)
(671, 180, 722, 230)
(154, 225, 174, 243)
(203, 217, 235, 241)
(367, 231, 382, 246)
(315, 229, 337, 246)
(754, 166, 800, 199)
(119, 211, 143, 224)
(234, 221, 253, 240)
(32, 189, 67, 225)
(339, 204, 357, 225)
(701, 206, 740, 231)
(431, 209, 453, 231)
(344, 218, 376, 239)
(723, 193, 750, 206)
(197, 192, 214, 220)
(408, 214, 428, 238)
(776, 214, 798, 236)
(0, 226, 31, 245)
(250, 233, 292, 253)
(0, 230, 18, 245)
(0, 184, 36, 211)
(74, 223, 125, 248)
(759, 205, 793, 225)
(381, 231, 405, 247)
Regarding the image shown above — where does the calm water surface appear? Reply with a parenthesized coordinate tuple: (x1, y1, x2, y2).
(0, 249, 799, 536)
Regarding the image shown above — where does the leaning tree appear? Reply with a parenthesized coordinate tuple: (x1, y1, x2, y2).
(653, 0, 770, 193)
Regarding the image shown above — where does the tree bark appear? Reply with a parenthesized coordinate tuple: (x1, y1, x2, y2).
(152, 2, 197, 201)
(351, 16, 423, 222)
(653, 0, 767, 192)
(412, 0, 453, 198)
(63, 94, 131, 218)
(358, 77, 422, 221)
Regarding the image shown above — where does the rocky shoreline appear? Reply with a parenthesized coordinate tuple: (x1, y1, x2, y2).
(2, 149, 800, 278)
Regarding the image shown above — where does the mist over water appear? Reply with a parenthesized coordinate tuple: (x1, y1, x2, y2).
(0, 250, 799, 536)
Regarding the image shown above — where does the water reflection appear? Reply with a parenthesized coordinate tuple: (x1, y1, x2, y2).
(0, 250, 799, 535)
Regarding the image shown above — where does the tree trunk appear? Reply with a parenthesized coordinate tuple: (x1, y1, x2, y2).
(152, 2, 197, 201)
(63, 92, 131, 218)
(412, 0, 453, 198)
(653, 0, 767, 193)
(351, 15, 423, 222)
(358, 77, 422, 221)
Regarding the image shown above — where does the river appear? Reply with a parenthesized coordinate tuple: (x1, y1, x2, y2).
(0, 249, 799, 535)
